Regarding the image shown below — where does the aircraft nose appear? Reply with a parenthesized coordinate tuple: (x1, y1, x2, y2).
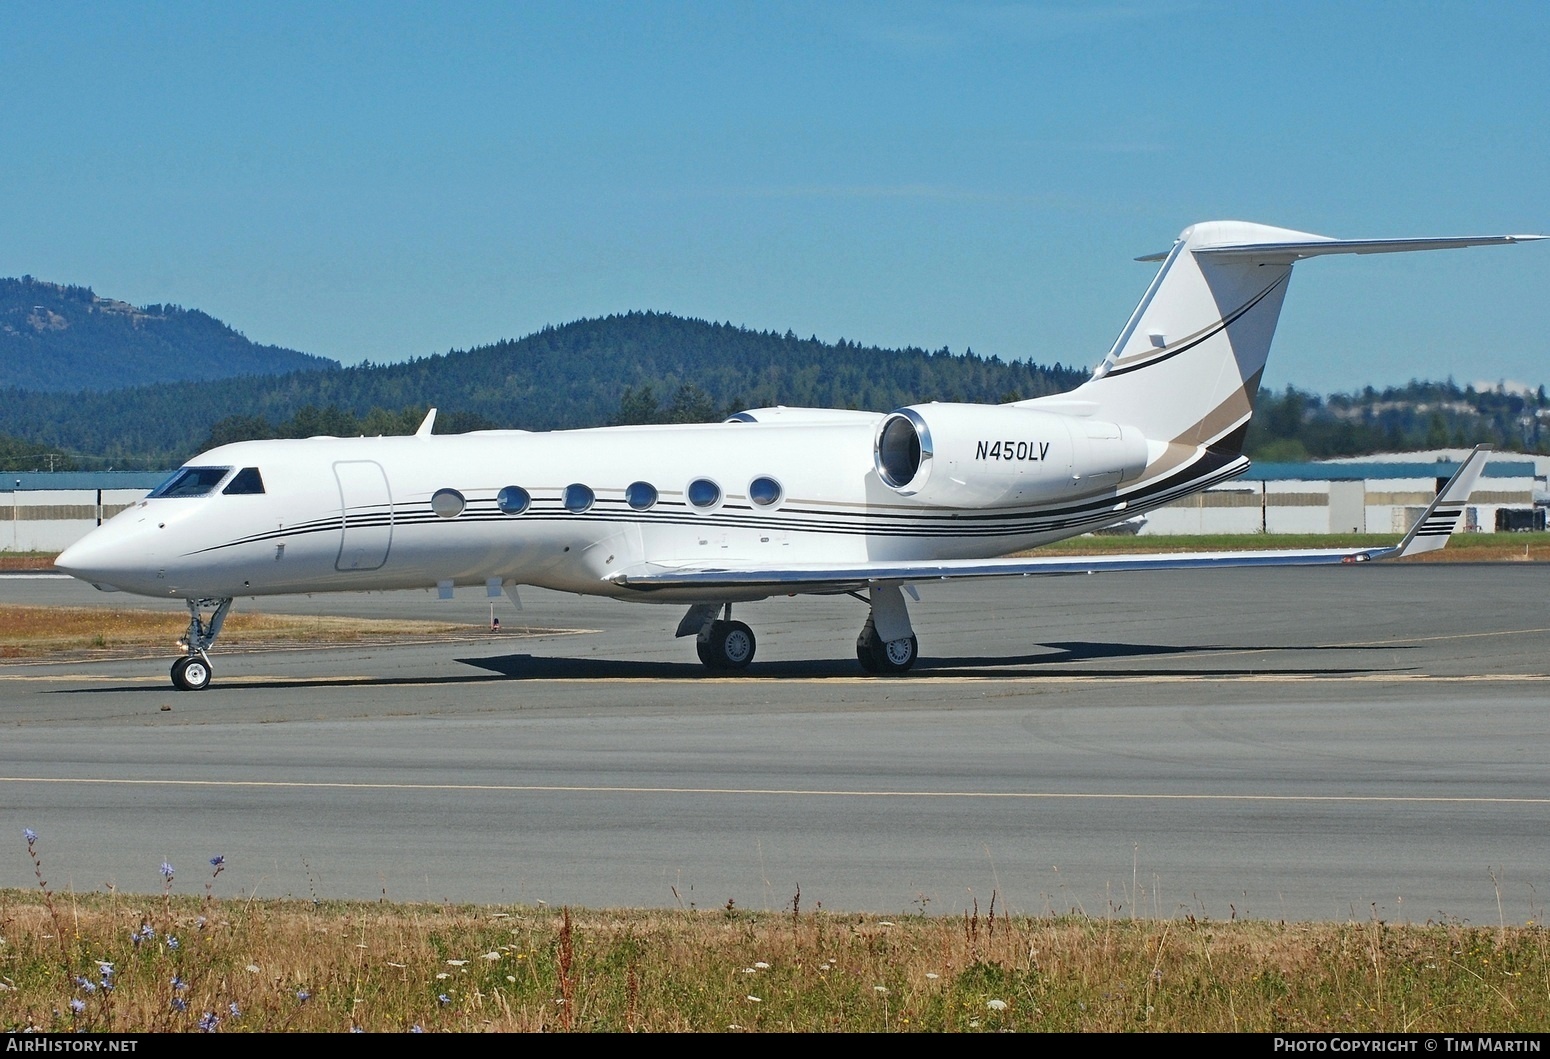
(55, 525, 144, 592)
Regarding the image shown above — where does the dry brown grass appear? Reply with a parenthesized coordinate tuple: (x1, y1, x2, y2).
(0, 553, 59, 571)
(0, 605, 496, 660)
(3, 889, 1547, 1032)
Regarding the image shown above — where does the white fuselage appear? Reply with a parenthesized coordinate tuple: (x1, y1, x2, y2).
(56, 416, 1167, 604)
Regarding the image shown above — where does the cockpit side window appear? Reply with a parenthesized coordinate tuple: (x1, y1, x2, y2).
(149, 466, 233, 499)
(222, 467, 266, 495)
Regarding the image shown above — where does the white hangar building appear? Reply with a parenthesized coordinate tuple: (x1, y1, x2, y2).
(1, 472, 167, 553)
(1141, 454, 1543, 536)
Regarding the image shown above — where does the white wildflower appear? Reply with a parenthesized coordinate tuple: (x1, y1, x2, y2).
(987, 999, 1008, 1012)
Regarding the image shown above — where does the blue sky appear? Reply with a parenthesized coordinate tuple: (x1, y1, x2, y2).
(3, 1, 1545, 395)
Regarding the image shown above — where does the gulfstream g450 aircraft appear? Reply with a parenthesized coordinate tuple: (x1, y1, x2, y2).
(56, 221, 1541, 689)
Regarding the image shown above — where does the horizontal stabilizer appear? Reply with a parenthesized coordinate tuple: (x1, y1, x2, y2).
(1193, 234, 1543, 263)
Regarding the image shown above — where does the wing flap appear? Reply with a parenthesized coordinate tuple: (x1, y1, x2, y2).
(609, 546, 1386, 593)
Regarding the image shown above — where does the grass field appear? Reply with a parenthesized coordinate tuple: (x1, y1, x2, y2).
(3, 878, 1545, 1033)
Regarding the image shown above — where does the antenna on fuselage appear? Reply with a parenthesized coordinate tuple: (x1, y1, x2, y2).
(415, 408, 438, 437)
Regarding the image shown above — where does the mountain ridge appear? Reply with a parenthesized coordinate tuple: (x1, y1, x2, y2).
(0, 276, 338, 391)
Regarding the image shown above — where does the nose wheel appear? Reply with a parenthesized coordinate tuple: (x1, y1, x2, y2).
(171, 656, 213, 691)
(170, 597, 232, 691)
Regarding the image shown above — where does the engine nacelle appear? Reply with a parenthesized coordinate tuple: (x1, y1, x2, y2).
(873, 403, 1150, 507)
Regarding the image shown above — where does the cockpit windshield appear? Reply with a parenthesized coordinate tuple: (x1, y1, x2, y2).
(148, 466, 232, 499)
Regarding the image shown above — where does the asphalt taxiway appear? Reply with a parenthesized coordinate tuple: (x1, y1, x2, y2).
(2, 564, 1547, 922)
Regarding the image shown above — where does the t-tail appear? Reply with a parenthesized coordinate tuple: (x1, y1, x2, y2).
(1018, 221, 1541, 493)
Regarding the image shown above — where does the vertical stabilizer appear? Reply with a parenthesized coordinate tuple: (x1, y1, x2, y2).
(1025, 221, 1312, 458)
(1018, 222, 1540, 469)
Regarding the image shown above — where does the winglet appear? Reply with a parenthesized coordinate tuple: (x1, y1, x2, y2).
(415, 408, 438, 437)
(1380, 445, 1493, 559)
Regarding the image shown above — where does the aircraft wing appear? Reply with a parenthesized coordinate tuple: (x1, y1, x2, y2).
(609, 446, 1492, 593)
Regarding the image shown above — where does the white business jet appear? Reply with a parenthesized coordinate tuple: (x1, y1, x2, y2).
(55, 221, 1540, 690)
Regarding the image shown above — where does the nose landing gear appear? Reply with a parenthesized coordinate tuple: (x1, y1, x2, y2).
(171, 655, 213, 691)
(171, 597, 232, 691)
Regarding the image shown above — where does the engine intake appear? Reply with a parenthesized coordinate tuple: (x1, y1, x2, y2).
(873, 403, 1150, 507)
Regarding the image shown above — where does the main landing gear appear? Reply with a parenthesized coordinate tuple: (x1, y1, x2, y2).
(683, 603, 758, 670)
(678, 584, 920, 675)
(855, 614, 918, 674)
(171, 597, 232, 691)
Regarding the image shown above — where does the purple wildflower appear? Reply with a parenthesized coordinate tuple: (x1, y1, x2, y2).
(438, 993, 451, 1005)
(296, 989, 311, 1003)
(172, 975, 187, 992)
(171, 997, 188, 1013)
(228, 1002, 241, 1019)
(23, 828, 37, 845)
(69, 999, 86, 1015)
(197, 1011, 219, 1033)
(159, 861, 175, 880)
(166, 935, 179, 950)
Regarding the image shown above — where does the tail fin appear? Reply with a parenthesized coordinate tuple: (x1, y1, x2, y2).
(1021, 221, 1540, 463)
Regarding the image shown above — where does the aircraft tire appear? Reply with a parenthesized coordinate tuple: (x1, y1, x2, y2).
(699, 620, 755, 670)
(855, 617, 881, 673)
(171, 656, 213, 691)
(857, 616, 917, 674)
(875, 634, 918, 673)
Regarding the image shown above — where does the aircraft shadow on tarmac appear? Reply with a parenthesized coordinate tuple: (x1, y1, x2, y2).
(52, 639, 1412, 693)
(457, 639, 1408, 681)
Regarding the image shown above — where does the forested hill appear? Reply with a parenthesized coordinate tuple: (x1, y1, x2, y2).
(0, 277, 337, 391)
(0, 312, 1087, 467)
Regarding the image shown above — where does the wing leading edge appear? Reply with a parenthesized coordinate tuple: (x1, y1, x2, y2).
(608, 447, 1493, 594)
